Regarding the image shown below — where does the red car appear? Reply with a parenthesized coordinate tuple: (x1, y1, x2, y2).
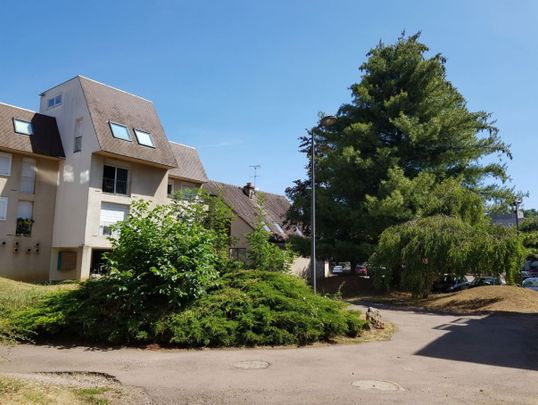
(354, 265, 368, 276)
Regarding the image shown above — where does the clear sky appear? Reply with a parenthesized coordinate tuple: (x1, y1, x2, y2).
(1, 0, 536, 208)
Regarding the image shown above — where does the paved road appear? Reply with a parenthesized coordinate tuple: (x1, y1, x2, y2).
(1, 306, 537, 405)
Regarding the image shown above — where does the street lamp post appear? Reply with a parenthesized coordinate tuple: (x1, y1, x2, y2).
(511, 200, 522, 231)
(311, 115, 337, 294)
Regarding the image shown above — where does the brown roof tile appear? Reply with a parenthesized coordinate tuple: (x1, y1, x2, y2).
(0, 102, 64, 158)
(168, 142, 208, 183)
(79, 77, 177, 168)
(203, 181, 295, 239)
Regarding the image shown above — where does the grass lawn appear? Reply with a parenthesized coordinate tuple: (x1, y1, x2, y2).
(0, 374, 116, 405)
(0, 278, 76, 344)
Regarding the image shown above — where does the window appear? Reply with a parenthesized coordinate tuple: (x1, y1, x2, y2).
(229, 248, 247, 262)
(0, 197, 7, 221)
(16, 201, 33, 236)
(0, 152, 12, 176)
(13, 119, 33, 135)
(167, 181, 174, 197)
(274, 223, 284, 234)
(102, 165, 128, 195)
(74, 136, 82, 153)
(134, 129, 154, 147)
(100, 202, 129, 236)
(57, 251, 77, 271)
(109, 122, 131, 141)
(47, 94, 62, 109)
(20, 158, 36, 194)
(74, 117, 83, 153)
(262, 223, 271, 232)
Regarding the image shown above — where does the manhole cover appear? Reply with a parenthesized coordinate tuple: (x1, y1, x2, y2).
(233, 360, 270, 369)
(351, 380, 404, 391)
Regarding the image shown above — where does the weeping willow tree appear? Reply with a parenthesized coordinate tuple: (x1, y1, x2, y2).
(371, 215, 525, 297)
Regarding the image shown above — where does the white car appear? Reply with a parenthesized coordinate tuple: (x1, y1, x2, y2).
(332, 265, 344, 274)
(522, 277, 538, 292)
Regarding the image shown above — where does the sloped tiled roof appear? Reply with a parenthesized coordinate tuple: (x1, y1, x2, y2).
(203, 181, 294, 239)
(79, 77, 177, 168)
(0, 102, 64, 158)
(168, 142, 208, 183)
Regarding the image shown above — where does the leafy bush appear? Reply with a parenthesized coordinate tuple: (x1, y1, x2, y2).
(104, 199, 220, 312)
(246, 194, 295, 272)
(16, 271, 366, 347)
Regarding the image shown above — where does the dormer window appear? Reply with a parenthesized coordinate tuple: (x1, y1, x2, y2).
(13, 119, 33, 135)
(109, 122, 131, 141)
(134, 129, 154, 147)
(47, 94, 62, 109)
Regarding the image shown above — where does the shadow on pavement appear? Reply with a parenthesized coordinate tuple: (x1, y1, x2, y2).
(415, 312, 538, 371)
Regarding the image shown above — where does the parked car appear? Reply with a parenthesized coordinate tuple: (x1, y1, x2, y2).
(353, 264, 368, 276)
(432, 275, 470, 293)
(522, 277, 538, 292)
(468, 276, 503, 288)
(332, 265, 344, 274)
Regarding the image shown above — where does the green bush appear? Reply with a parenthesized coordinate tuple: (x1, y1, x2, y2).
(16, 271, 366, 347)
(246, 194, 295, 272)
(165, 271, 366, 347)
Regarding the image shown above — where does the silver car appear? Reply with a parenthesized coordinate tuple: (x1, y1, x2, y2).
(522, 277, 538, 292)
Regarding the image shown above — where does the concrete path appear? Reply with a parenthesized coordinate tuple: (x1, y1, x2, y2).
(1, 305, 537, 404)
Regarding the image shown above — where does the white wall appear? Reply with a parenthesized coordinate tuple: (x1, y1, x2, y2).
(39, 78, 100, 248)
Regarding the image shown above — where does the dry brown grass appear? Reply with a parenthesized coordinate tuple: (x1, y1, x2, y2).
(419, 286, 538, 314)
(359, 286, 538, 314)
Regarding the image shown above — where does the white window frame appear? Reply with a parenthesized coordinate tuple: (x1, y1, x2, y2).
(13, 119, 33, 135)
(0, 152, 12, 177)
(0, 197, 7, 221)
(47, 94, 62, 109)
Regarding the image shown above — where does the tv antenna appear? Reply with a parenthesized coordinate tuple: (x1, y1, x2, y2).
(249, 165, 261, 189)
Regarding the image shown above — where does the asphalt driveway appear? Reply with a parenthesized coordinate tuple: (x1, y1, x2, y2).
(1, 305, 537, 405)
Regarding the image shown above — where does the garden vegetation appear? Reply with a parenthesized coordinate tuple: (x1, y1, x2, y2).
(9, 191, 366, 346)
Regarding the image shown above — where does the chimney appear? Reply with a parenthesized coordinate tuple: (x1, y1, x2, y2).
(243, 182, 255, 199)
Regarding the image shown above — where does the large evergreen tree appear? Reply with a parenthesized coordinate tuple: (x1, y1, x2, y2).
(287, 33, 514, 264)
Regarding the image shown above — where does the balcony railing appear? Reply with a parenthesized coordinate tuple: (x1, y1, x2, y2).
(16, 218, 33, 237)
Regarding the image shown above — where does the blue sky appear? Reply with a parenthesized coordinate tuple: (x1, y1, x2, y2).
(1, 0, 537, 208)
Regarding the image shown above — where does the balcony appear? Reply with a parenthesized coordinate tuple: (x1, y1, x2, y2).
(16, 218, 33, 237)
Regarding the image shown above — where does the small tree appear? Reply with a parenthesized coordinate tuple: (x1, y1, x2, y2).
(246, 194, 295, 272)
(370, 215, 525, 297)
(105, 199, 221, 311)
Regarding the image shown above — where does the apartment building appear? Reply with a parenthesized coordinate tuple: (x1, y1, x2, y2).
(0, 76, 207, 281)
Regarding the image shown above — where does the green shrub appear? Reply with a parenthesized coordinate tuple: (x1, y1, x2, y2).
(166, 271, 366, 347)
(246, 194, 295, 272)
(16, 271, 366, 347)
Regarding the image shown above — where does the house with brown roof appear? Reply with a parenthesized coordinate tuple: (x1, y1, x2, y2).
(203, 181, 319, 278)
(0, 76, 207, 281)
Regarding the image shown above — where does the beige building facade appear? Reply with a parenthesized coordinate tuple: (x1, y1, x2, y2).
(1, 76, 306, 282)
(1, 76, 207, 281)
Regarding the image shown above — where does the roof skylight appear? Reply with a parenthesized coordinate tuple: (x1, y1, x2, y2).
(13, 119, 33, 135)
(134, 129, 154, 147)
(109, 122, 131, 141)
